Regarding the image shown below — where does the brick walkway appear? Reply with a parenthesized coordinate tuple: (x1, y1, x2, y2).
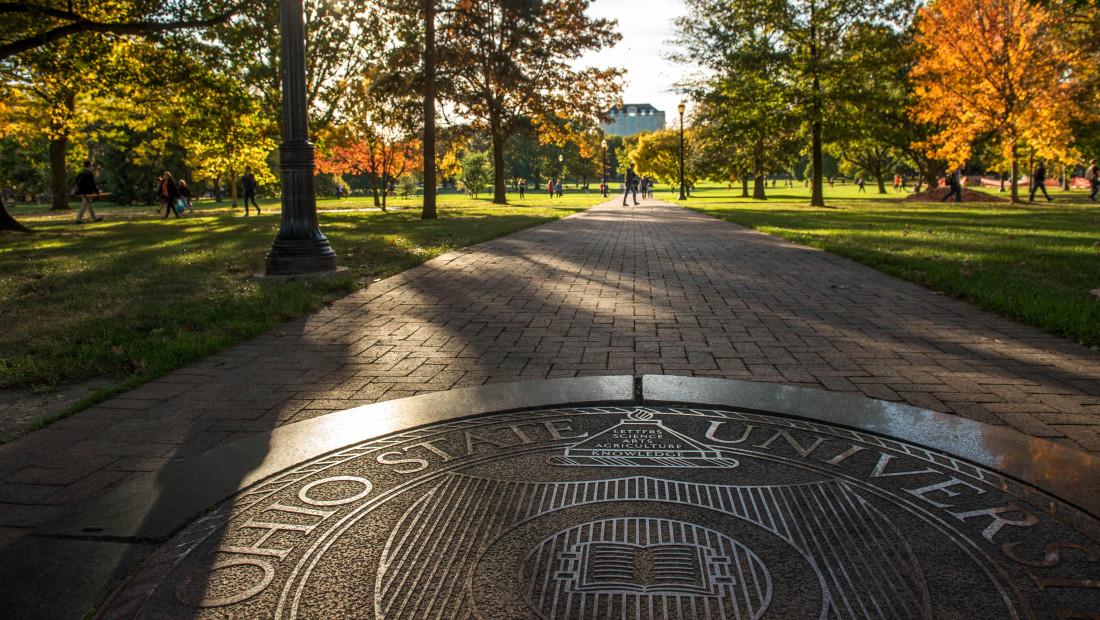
(2, 198, 1099, 545)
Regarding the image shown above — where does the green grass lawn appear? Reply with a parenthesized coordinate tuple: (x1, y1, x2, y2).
(1, 192, 599, 436)
(672, 182, 1100, 348)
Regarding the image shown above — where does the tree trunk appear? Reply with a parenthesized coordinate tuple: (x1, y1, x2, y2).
(370, 174, 381, 207)
(230, 171, 239, 208)
(49, 133, 70, 211)
(808, 1, 825, 208)
(381, 168, 388, 212)
(922, 165, 938, 191)
(212, 176, 222, 202)
(1010, 157, 1019, 203)
(0, 196, 31, 232)
(752, 163, 767, 200)
(490, 116, 507, 205)
(741, 176, 750, 197)
(48, 92, 75, 211)
(421, 0, 438, 220)
(810, 120, 825, 207)
(876, 172, 886, 194)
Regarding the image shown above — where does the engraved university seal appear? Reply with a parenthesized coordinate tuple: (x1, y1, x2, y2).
(98, 406, 1100, 619)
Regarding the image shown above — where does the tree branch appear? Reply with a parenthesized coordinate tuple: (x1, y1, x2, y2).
(0, 0, 254, 61)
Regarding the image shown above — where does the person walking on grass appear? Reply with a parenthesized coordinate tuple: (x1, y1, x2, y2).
(623, 163, 639, 206)
(161, 171, 181, 218)
(242, 166, 261, 216)
(178, 179, 194, 212)
(857, 177, 866, 193)
(1030, 161, 1052, 202)
(154, 176, 166, 214)
(1087, 159, 1099, 202)
(519, 179, 526, 198)
(74, 159, 103, 223)
(941, 168, 962, 202)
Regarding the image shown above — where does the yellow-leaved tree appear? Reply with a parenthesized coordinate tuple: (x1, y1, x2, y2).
(629, 129, 698, 192)
(911, 0, 1087, 201)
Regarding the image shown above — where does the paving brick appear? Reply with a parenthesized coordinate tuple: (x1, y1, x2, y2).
(1, 198, 1099, 546)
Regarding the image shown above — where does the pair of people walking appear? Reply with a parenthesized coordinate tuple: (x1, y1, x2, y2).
(156, 172, 191, 218)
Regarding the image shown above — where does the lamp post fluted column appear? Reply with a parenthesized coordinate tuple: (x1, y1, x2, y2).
(677, 101, 687, 200)
(601, 138, 607, 195)
(264, 0, 338, 275)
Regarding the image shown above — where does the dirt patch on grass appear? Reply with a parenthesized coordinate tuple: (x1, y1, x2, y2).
(0, 378, 118, 441)
(905, 188, 1011, 203)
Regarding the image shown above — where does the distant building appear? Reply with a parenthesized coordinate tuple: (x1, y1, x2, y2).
(600, 104, 666, 137)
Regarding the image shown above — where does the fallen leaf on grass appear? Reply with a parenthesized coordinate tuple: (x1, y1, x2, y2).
(275, 331, 286, 338)
(130, 358, 147, 373)
(959, 269, 972, 278)
(1015, 260, 1027, 267)
(1090, 289, 1100, 300)
(110, 345, 124, 355)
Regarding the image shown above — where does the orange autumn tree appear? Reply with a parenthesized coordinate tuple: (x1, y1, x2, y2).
(317, 71, 422, 212)
(316, 138, 422, 212)
(911, 0, 1086, 201)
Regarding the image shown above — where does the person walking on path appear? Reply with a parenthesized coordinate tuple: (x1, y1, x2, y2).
(941, 169, 962, 202)
(1087, 159, 1099, 202)
(623, 163, 639, 206)
(161, 172, 181, 218)
(241, 166, 261, 216)
(1030, 161, 1052, 202)
(74, 159, 103, 223)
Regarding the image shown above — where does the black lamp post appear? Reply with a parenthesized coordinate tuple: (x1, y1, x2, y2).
(263, 0, 338, 275)
(602, 139, 607, 190)
(677, 101, 687, 200)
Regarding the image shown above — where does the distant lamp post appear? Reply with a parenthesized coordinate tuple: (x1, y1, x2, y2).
(558, 153, 563, 184)
(601, 139, 608, 184)
(677, 101, 687, 200)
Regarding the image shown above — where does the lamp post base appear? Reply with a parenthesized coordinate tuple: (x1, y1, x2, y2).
(254, 264, 348, 281)
(264, 238, 339, 276)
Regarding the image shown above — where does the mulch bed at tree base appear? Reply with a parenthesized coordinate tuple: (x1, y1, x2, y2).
(904, 188, 1011, 203)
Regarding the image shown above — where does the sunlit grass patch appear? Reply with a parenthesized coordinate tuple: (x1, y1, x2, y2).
(676, 183, 1100, 347)
(0, 201, 587, 407)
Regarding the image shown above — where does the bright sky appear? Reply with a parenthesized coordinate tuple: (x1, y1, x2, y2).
(577, 0, 693, 129)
